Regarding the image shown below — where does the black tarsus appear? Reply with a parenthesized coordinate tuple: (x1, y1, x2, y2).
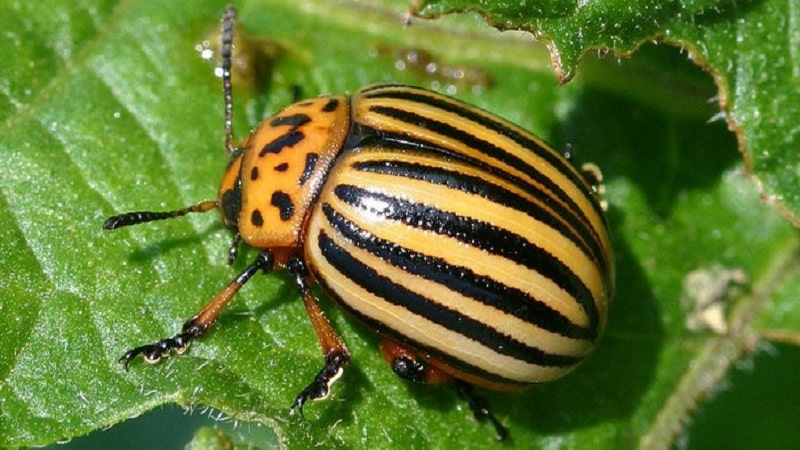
(390, 355, 428, 383)
(453, 379, 508, 441)
(227, 231, 241, 265)
(118, 321, 207, 370)
(290, 350, 350, 416)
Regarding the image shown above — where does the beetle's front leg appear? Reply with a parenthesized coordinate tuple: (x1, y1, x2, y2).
(286, 257, 351, 415)
(119, 251, 274, 369)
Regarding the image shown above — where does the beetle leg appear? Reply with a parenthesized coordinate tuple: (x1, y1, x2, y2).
(227, 231, 242, 265)
(453, 379, 508, 441)
(287, 257, 350, 415)
(379, 338, 451, 384)
(580, 162, 608, 211)
(119, 251, 274, 369)
(380, 339, 507, 439)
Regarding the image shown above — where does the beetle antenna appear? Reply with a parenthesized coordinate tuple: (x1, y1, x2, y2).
(221, 5, 236, 155)
(102, 200, 219, 230)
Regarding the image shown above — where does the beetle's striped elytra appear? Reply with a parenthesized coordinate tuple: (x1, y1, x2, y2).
(104, 5, 613, 440)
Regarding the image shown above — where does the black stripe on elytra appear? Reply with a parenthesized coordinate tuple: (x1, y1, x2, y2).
(368, 104, 604, 248)
(356, 139, 608, 271)
(312, 265, 531, 388)
(351, 157, 606, 271)
(333, 184, 599, 332)
(314, 273, 529, 387)
(269, 113, 311, 128)
(363, 86, 605, 223)
(270, 191, 295, 221)
(322, 203, 595, 340)
(260, 130, 304, 156)
(298, 153, 319, 186)
(317, 230, 584, 368)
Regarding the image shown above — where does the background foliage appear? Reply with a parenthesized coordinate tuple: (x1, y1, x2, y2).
(1, 0, 798, 448)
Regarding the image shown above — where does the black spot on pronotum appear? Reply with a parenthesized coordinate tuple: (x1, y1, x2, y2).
(322, 98, 339, 112)
(274, 162, 289, 172)
(260, 130, 304, 156)
(250, 166, 259, 180)
(270, 113, 311, 129)
(271, 191, 295, 221)
(298, 153, 319, 186)
(251, 209, 264, 227)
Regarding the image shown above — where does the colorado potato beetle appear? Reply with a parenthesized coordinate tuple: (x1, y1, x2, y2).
(105, 6, 614, 439)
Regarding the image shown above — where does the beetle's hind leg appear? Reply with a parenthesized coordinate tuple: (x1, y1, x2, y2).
(453, 378, 508, 441)
(379, 338, 451, 384)
(379, 338, 508, 440)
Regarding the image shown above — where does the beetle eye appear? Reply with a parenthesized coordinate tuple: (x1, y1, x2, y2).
(220, 175, 242, 229)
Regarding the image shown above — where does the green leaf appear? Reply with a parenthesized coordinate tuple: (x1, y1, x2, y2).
(1, 0, 798, 449)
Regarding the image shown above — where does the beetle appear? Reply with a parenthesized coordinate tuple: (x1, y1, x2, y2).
(104, 5, 614, 439)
